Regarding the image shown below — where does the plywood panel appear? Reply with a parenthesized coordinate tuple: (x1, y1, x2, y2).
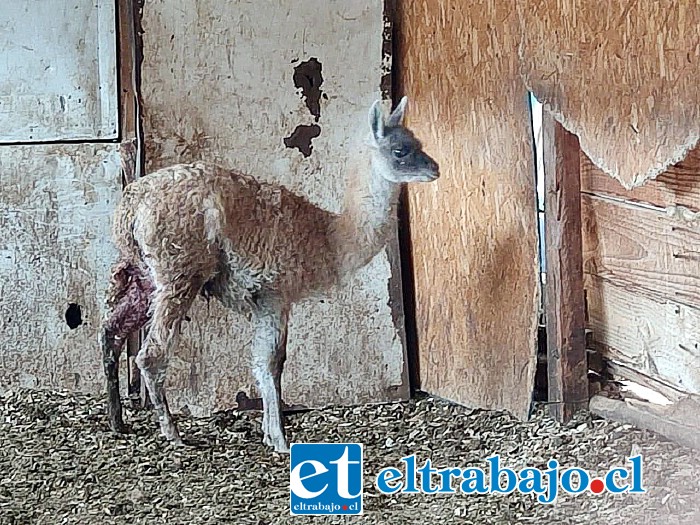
(398, 0, 539, 418)
(586, 275, 700, 395)
(0, 1, 118, 142)
(519, 0, 700, 189)
(140, 0, 405, 415)
(582, 194, 700, 309)
(0, 144, 121, 392)
(582, 145, 700, 213)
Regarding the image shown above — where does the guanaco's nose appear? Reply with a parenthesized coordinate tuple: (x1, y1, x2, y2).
(422, 153, 440, 180)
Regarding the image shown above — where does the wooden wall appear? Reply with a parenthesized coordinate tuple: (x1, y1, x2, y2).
(139, 0, 408, 415)
(517, 0, 700, 438)
(397, 0, 539, 419)
(583, 145, 700, 395)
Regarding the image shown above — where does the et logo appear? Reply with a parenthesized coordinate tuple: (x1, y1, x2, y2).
(289, 443, 363, 515)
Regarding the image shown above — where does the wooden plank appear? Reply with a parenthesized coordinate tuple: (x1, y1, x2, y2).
(0, 0, 119, 142)
(606, 361, 686, 404)
(140, 0, 407, 415)
(0, 145, 121, 393)
(586, 274, 700, 395)
(117, 0, 145, 404)
(518, 1, 700, 188)
(581, 145, 700, 212)
(582, 194, 700, 309)
(117, 0, 137, 141)
(542, 114, 588, 421)
(590, 394, 700, 451)
(381, 0, 411, 400)
(397, 0, 539, 418)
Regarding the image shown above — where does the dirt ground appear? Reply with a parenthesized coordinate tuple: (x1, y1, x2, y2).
(1, 388, 699, 525)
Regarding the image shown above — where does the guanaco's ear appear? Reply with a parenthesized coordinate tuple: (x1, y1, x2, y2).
(386, 96, 408, 127)
(368, 99, 385, 144)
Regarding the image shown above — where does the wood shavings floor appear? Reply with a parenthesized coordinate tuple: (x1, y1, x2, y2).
(1, 389, 698, 525)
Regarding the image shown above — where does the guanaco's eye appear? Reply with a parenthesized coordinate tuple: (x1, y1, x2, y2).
(392, 145, 411, 158)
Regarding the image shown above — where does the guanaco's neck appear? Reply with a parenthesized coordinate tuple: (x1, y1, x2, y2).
(332, 153, 401, 277)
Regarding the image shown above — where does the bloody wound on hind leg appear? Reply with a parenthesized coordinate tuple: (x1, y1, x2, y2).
(101, 262, 154, 432)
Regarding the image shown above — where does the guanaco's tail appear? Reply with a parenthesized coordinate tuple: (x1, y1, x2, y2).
(111, 184, 143, 265)
(105, 184, 148, 309)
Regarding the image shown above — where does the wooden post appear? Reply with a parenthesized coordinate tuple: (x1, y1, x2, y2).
(543, 113, 588, 422)
(117, 0, 147, 407)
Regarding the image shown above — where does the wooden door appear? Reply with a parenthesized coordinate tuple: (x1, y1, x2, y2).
(396, 1, 540, 418)
(0, 1, 122, 393)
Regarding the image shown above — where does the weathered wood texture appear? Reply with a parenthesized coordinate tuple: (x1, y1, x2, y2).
(581, 143, 700, 394)
(542, 114, 587, 421)
(140, 0, 406, 415)
(0, 145, 122, 392)
(0, 1, 118, 142)
(583, 147, 700, 397)
(586, 275, 700, 395)
(590, 394, 700, 451)
(518, 0, 700, 189)
(117, 0, 145, 403)
(117, 0, 137, 141)
(605, 360, 689, 405)
(582, 145, 700, 213)
(397, 0, 539, 418)
(582, 194, 700, 310)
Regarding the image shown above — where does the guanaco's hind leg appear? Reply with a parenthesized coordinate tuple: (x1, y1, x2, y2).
(135, 281, 200, 445)
(101, 262, 154, 432)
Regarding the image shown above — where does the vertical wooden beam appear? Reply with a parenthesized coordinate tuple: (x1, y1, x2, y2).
(117, 0, 146, 406)
(382, 0, 413, 401)
(117, 0, 135, 140)
(389, 0, 422, 394)
(543, 113, 588, 422)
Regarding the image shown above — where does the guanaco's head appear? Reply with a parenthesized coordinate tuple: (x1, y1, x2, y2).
(368, 96, 440, 184)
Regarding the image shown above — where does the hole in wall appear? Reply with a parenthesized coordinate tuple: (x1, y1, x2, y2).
(65, 303, 83, 329)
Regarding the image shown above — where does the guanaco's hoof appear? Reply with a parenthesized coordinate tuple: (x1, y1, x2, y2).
(264, 434, 290, 453)
(109, 420, 131, 434)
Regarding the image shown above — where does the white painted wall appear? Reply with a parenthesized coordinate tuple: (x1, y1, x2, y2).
(140, 0, 407, 413)
(0, 145, 122, 392)
(0, 1, 118, 142)
(0, 2, 121, 393)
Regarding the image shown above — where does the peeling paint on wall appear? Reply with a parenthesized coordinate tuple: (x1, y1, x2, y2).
(292, 58, 324, 122)
(285, 59, 325, 156)
(284, 124, 321, 157)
